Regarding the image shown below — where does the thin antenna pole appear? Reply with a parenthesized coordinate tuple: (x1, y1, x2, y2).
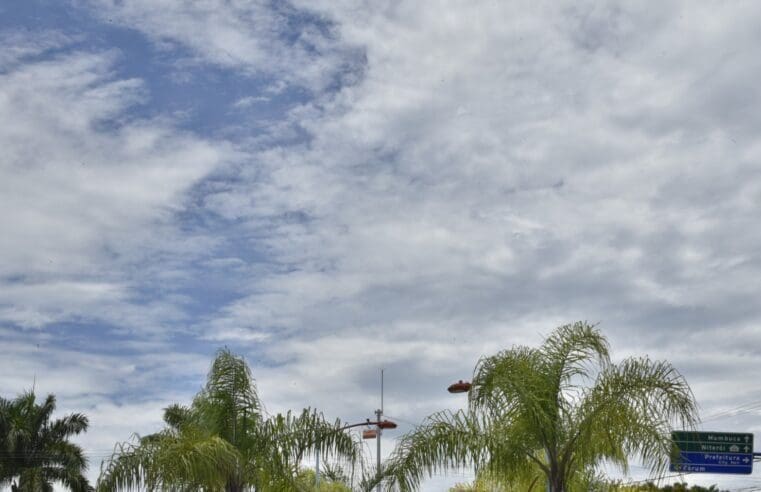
(381, 368, 384, 413)
(33, 341, 38, 393)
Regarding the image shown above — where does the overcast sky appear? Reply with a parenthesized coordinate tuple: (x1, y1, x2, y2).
(3, 1, 761, 490)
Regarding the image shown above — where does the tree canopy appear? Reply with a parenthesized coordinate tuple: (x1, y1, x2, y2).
(0, 390, 92, 492)
(97, 348, 361, 491)
(383, 322, 698, 491)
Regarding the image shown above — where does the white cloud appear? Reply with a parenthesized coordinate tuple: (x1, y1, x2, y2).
(0, 29, 77, 67)
(0, 328, 215, 487)
(0, 36, 239, 331)
(195, 1, 761, 485)
(233, 95, 270, 108)
(5, 1, 761, 489)
(86, 0, 361, 92)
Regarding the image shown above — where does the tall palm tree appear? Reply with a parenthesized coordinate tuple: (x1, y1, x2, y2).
(0, 390, 92, 491)
(382, 322, 698, 492)
(97, 348, 361, 491)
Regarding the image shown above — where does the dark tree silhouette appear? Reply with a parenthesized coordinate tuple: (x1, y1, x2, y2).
(0, 390, 92, 491)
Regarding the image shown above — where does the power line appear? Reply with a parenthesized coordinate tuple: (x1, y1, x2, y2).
(700, 397, 761, 423)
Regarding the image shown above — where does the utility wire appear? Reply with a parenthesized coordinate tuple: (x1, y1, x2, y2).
(700, 398, 761, 423)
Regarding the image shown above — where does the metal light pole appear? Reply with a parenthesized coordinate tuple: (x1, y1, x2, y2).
(313, 370, 395, 491)
(314, 417, 397, 488)
(375, 407, 383, 492)
(376, 368, 384, 492)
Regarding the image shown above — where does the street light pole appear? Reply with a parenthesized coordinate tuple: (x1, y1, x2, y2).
(313, 417, 398, 489)
(377, 369, 384, 492)
(316, 370, 392, 490)
(376, 408, 383, 492)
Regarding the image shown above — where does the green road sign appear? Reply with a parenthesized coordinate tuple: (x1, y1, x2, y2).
(674, 441, 752, 453)
(671, 431, 754, 474)
(673, 431, 753, 445)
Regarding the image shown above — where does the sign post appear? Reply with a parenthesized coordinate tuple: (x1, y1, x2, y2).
(670, 431, 754, 474)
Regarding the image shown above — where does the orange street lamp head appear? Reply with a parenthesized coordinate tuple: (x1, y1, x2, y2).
(447, 380, 472, 394)
(377, 419, 397, 429)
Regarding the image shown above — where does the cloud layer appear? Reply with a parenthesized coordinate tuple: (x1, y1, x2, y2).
(3, 1, 761, 489)
(0, 32, 238, 331)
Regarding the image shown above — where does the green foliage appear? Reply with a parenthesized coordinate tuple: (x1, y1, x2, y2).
(602, 481, 725, 491)
(97, 348, 361, 491)
(0, 390, 92, 491)
(295, 468, 352, 491)
(383, 322, 699, 491)
(449, 473, 511, 491)
(450, 477, 727, 492)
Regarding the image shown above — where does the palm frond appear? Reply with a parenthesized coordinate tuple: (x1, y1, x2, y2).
(567, 357, 698, 477)
(0, 390, 92, 492)
(162, 404, 192, 431)
(540, 321, 610, 389)
(382, 410, 487, 491)
(49, 413, 89, 440)
(469, 347, 556, 448)
(97, 431, 238, 492)
(96, 348, 363, 491)
(384, 322, 698, 491)
(196, 348, 263, 445)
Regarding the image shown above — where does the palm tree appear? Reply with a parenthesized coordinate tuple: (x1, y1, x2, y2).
(382, 322, 698, 492)
(295, 466, 352, 491)
(97, 348, 361, 491)
(0, 390, 92, 491)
